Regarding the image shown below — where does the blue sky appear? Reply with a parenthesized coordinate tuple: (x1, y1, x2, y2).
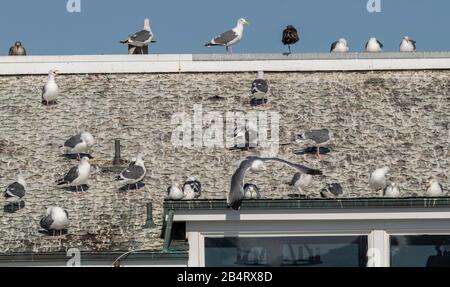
(0, 0, 449, 55)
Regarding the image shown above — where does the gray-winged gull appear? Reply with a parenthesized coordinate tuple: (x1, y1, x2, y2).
(205, 18, 249, 54)
(228, 156, 322, 211)
(383, 182, 400, 198)
(120, 18, 156, 52)
(369, 166, 390, 191)
(40, 207, 69, 237)
(244, 183, 261, 199)
(330, 38, 349, 53)
(282, 25, 299, 55)
(64, 131, 95, 159)
(426, 178, 444, 197)
(41, 69, 59, 106)
(365, 37, 383, 52)
(4, 173, 27, 206)
(297, 129, 333, 157)
(320, 183, 343, 198)
(56, 157, 91, 193)
(116, 152, 146, 191)
(400, 36, 416, 52)
(182, 177, 201, 200)
(9, 41, 27, 56)
(288, 172, 312, 196)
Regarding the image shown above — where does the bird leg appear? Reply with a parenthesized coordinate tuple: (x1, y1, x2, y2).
(289, 45, 292, 55)
(316, 147, 321, 159)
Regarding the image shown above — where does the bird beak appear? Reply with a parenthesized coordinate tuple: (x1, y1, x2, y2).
(244, 20, 250, 25)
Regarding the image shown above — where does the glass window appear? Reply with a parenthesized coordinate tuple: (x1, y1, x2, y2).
(205, 236, 368, 267)
(390, 235, 450, 267)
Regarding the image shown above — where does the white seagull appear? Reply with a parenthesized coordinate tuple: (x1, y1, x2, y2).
(167, 183, 184, 200)
(116, 152, 146, 190)
(40, 207, 69, 237)
(182, 177, 202, 200)
(365, 37, 383, 52)
(383, 182, 401, 198)
(297, 129, 333, 157)
(369, 167, 390, 192)
(244, 183, 261, 200)
(63, 131, 95, 159)
(120, 18, 156, 53)
(205, 18, 250, 54)
(288, 172, 313, 196)
(330, 38, 349, 53)
(4, 173, 27, 205)
(400, 36, 416, 52)
(42, 69, 59, 106)
(426, 178, 444, 197)
(320, 183, 344, 198)
(56, 157, 91, 193)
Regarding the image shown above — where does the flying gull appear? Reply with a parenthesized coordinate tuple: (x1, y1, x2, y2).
(288, 172, 312, 197)
(9, 41, 27, 56)
(4, 173, 27, 208)
(116, 152, 146, 191)
(297, 129, 333, 157)
(205, 18, 250, 54)
(320, 183, 343, 198)
(228, 156, 322, 211)
(250, 71, 269, 107)
(369, 166, 390, 192)
(63, 131, 95, 159)
(40, 207, 69, 237)
(330, 38, 349, 53)
(167, 183, 184, 200)
(383, 182, 400, 198)
(120, 18, 156, 54)
(282, 25, 299, 55)
(400, 36, 416, 52)
(365, 37, 383, 52)
(56, 157, 91, 193)
(42, 69, 59, 106)
(426, 178, 444, 197)
(182, 177, 202, 200)
(244, 183, 261, 200)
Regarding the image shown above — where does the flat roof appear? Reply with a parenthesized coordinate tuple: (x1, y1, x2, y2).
(1, 52, 450, 75)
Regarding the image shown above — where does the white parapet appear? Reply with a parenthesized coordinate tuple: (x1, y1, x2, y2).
(1, 52, 450, 75)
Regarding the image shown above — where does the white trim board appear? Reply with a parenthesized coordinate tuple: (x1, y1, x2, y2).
(1, 53, 450, 75)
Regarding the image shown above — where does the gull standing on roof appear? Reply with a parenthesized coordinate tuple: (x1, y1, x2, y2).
(282, 25, 299, 55)
(244, 183, 261, 200)
(369, 167, 390, 192)
(116, 152, 146, 191)
(297, 129, 333, 157)
(330, 38, 349, 53)
(228, 156, 322, 211)
(182, 177, 202, 200)
(4, 173, 27, 207)
(384, 182, 400, 198)
(320, 183, 344, 198)
(42, 69, 59, 106)
(63, 131, 95, 159)
(365, 37, 383, 52)
(56, 157, 91, 193)
(288, 172, 312, 197)
(400, 36, 416, 52)
(9, 41, 26, 56)
(40, 207, 69, 238)
(426, 178, 444, 197)
(120, 18, 156, 54)
(205, 18, 249, 54)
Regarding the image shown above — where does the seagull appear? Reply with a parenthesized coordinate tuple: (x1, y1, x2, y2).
(426, 178, 444, 197)
(40, 207, 69, 238)
(120, 18, 156, 53)
(56, 157, 91, 193)
(384, 182, 400, 198)
(330, 38, 349, 53)
(63, 131, 95, 159)
(244, 183, 261, 200)
(288, 172, 313, 196)
(320, 183, 344, 198)
(369, 167, 390, 192)
(365, 37, 383, 52)
(116, 153, 146, 191)
(250, 71, 269, 107)
(297, 129, 333, 157)
(167, 183, 184, 200)
(400, 36, 416, 52)
(182, 177, 202, 200)
(228, 156, 322, 211)
(8, 41, 27, 56)
(205, 18, 250, 54)
(4, 173, 27, 207)
(282, 25, 299, 55)
(41, 69, 59, 106)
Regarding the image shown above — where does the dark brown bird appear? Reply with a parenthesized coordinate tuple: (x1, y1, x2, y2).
(282, 25, 299, 55)
(9, 41, 27, 56)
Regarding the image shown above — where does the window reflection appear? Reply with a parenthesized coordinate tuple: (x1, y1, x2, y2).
(390, 235, 450, 267)
(205, 236, 368, 267)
